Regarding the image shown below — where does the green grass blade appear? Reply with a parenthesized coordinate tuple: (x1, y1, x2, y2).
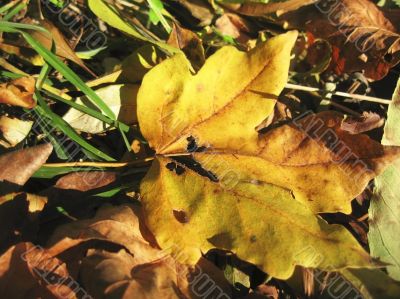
(35, 113, 70, 160)
(0, 22, 116, 120)
(0, 1, 19, 14)
(0, 20, 48, 32)
(22, 31, 116, 119)
(88, 0, 178, 54)
(43, 90, 130, 132)
(147, 0, 171, 33)
(2, 1, 27, 21)
(35, 92, 116, 161)
(32, 166, 105, 179)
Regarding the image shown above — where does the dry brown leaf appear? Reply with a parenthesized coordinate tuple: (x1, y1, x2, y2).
(0, 143, 53, 193)
(0, 193, 47, 254)
(226, 0, 317, 16)
(0, 116, 33, 148)
(167, 23, 205, 71)
(54, 171, 117, 192)
(249, 284, 279, 299)
(215, 13, 253, 45)
(0, 242, 78, 299)
(341, 112, 385, 135)
(174, 0, 214, 26)
(47, 204, 232, 298)
(31, 20, 95, 76)
(383, 9, 400, 32)
(278, 0, 400, 80)
(0, 76, 35, 108)
(0, 42, 44, 66)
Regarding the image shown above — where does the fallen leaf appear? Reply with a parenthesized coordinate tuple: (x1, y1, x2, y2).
(141, 155, 374, 280)
(368, 77, 400, 280)
(0, 143, 53, 193)
(62, 84, 138, 133)
(138, 31, 298, 155)
(252, 284, 279, 299)
(167, 23, 205, 71)
(30, 20, 95, 76)
(174, 0, 214, 26)
(215, 13, 253, 45)
(341, 112, 385, 135)
(137, 32, 400, 279)
(0, 242, 78, 299)
(138, 31, 398, 213)
(0, 76, 35, 108)
(118, 45, 164, 83)
(54, 171, 117, 192)
(225, 0, 317, 16)
(287, 266, 400, 299)
(278, 0, 400, 80)
(0, 42, 44, 66)
(0, 116, 33, 148)
(0, 193, 47, 253)
(340, 268, 400, 299)
(48, 204, 233, 298)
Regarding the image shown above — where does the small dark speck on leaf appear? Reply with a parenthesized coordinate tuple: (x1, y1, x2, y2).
(187, 136, 207, 153)
(173, 210, 189, 223)
(384, 53, 393, 63)
(166, 162, 185, 175)
(250, 235, 257, 243)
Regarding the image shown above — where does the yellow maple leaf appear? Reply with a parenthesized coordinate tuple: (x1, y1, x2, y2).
(137, 31, 400, 279)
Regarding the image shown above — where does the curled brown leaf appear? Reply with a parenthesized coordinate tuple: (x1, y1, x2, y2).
(0, 76, 35, 108)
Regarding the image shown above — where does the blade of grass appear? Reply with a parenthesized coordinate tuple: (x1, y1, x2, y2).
(34, 112, 70, 160)
(0, 0, 23, 15)
(0, 22, 116, 120)
(35, 91, 116, 161)
(0, 21, 48, 32)
(0, 57, 29, 76)
(0, 70, 25, 79)
(2, 1, 27, 21)
(35, 63, 71, 159)
(1, 21, 132, 153)
(32, 166, 105, 179)
(147, 0, 171, 33)
(88, 0, 178, 55)
(43, 90, 130, 132)
(37, 62, 52, 90)
(119, 126, 132, 151)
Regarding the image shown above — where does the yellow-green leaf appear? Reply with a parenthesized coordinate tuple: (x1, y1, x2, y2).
(141, 156, 374, 279)
(137, 32, 400, 279)
(138, 31, 298, 155)
(88, 0, 178, 54)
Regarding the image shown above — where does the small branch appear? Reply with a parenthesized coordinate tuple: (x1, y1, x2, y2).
(43, 158, 154, 168)
(357, 213, 369, 222)
(285, 83, 391, 105)
(43, 154, 195, 168)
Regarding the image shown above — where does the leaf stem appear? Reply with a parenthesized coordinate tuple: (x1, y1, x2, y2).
(43, 158, 154, 168)
(285, 83, 391, 105)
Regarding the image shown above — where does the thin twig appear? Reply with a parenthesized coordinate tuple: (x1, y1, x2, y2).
(43, 158, 154, 168)
(285, 83, 391, 105)
(357, 214, 369, 222)
(43, 152, 195, 168)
